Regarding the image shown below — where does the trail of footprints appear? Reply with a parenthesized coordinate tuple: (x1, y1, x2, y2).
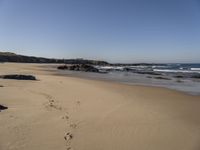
(28, 90, 62, 111)
(29, 90, 81, 150)
(62, 105, 80, 150)
(40, 93, 63, 111)
(38, 92, 81, 150)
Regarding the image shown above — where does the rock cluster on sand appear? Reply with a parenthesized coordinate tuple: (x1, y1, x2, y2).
(57, 64, 99, 73)
(0, 105, 8, 111)
(0, 74, 36, 80)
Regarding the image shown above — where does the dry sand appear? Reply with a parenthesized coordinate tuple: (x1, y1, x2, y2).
(0, 63, 200, 150)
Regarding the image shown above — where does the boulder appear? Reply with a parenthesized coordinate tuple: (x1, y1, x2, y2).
(0, 105, 8, 111)
(0, 74, 36, 80)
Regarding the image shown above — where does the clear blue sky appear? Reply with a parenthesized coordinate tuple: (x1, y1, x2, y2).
(0, 0, 200, 63)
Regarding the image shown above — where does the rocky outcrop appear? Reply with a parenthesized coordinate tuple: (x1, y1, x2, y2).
(57, 64, 99, 72)
(0, 105, 8, 111)
(191, 74, 200, 79)
(0, 74, 37, 80)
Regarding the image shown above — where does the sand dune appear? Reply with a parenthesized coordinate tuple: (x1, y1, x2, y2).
(0, 63, 200, 150)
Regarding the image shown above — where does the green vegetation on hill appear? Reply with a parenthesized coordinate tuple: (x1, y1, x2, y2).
(0, 52, 108, 65)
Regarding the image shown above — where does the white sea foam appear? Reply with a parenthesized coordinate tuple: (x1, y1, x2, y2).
(191, 68, 200, 71)
(152, 65, 168, 69)
(95, 66, 124, 70)
(95, 65, 200, 73)
(130, 66, 148, 68)
(153, 69, 200, 73)
(97, 66, 114, 69)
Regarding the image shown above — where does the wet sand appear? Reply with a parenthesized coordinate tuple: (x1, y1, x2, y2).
(0, 63, 200, 150)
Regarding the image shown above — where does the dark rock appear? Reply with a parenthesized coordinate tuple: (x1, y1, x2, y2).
(57, 64, 99, 73)
(57, 65, 68, 70)
(174, 75, 184, 78)
(191, 74, 200, 79)
(0, 74, 36, 80)
(0, 105, 8, 111)
(135, 71, 162, 76)
(80, 64, 99, 72)
(154, 76, 171, 80)
(123, 67, 132, 71)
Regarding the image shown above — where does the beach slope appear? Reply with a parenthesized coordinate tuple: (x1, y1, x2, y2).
(0, 63, 200, 150)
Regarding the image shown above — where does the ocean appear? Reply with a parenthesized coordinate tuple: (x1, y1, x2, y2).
(56, 63, 200, 95)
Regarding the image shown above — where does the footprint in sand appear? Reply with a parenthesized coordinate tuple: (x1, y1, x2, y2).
(29, 90, 55, 103)
(64, 132, 73, 141)
(43, 95, 63, 110)
(36, 92, 62, 111)
(64, 132, 73, 150)
(46, 101, 62, 111)
(76, 100, 81, 106)
(64, 131, 74, 150)
(40, 93, 54, 102)
(69, 123, 77, 129)
(62, 114, 69, 120)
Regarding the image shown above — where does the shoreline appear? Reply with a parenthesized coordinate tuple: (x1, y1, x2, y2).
(52, 72, 193, 97)
(53, 72, 197, 96)
(52, 69, 200, 96)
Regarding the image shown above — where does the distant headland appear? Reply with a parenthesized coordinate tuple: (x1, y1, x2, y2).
(0, 52, 108, 65)
(0, 51, 162, 66)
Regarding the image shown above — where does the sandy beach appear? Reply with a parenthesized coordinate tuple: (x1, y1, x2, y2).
(0, 63, 200, 150)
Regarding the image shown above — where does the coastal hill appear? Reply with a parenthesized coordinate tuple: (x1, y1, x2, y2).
(0, 52, 108, 65)
(0, 52, 162, 66)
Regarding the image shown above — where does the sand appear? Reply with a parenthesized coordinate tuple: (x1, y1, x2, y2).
(0, 63, 200, 150)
